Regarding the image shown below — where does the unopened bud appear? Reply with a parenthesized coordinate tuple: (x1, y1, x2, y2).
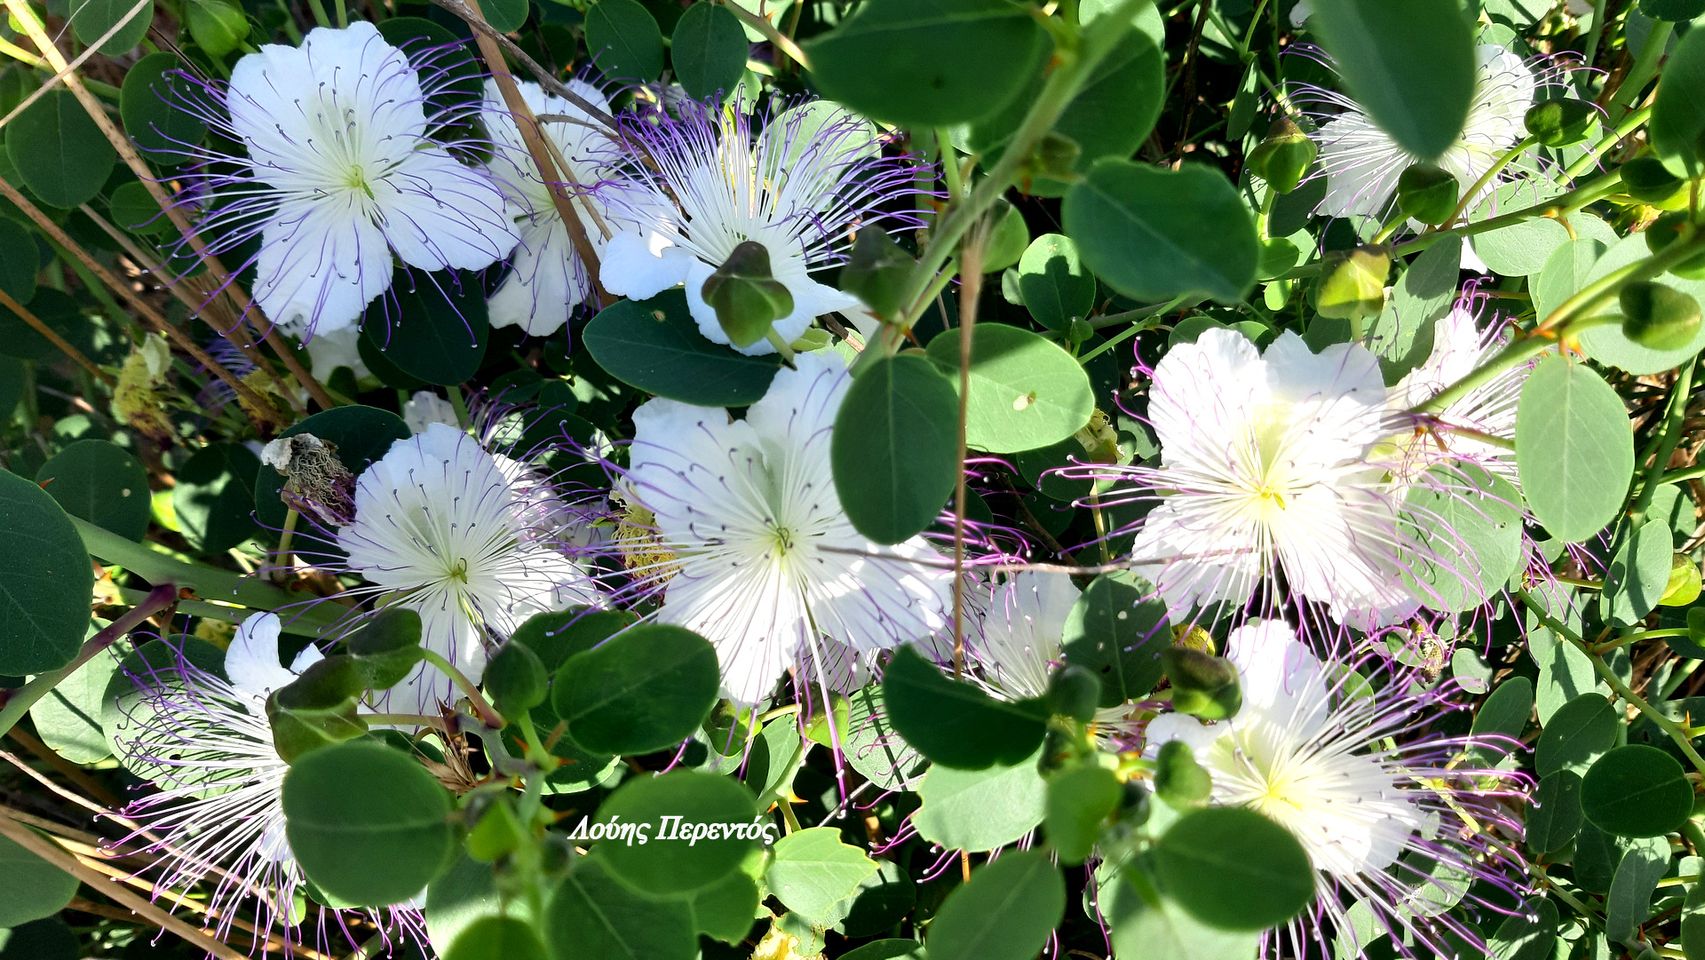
(1162, 648, 1242, 721)
(1247, 117, 1316, 195)
(1396, 162, 1460, 225)
(701, 240, 794, 348)
(1620, 280, 1702, 351)
(1622, 157, 1688, 210)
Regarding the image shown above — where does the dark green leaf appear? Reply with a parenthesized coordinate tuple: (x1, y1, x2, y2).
(583, 291, 782, 406)
(1044, 764, 1121, 865)
(1153, 807, 1315, 931)
(361, 269, 489, 386)
(1653, 25, 1705, 177)
(671, 3, 747, 101)
(37, 439, 151, 541)
(1536, 694, 1618, 777)
(1063, 160, 1257, 304)
(1304, 0, 1476, 159)
(282, 740, 455, 906)
(882, 645, 1048, 769)
(120, 53, 207, 166)
(554, 623, 720, 755)
(1017, 234, 1096, 333)
(0, 469, 94, 675)
(1061, 572, 1170, 706)
(592, 770, 757, 895)
(585, 0, 664, 82)
(926, 850, 1064, 960)
(3, 88, 115, 209)
(445, 915, 548, 960)
(1581, 744, 1693, 838)
(544, 856, 696, 960)
(802, 0, 1048, 127)
(832, 353, 959, 544)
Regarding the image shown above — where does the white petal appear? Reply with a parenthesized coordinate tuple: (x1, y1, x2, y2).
(1146, 327, 1267, 471)
(1315, 113, 1410, 220)
(487, 219, 584, 335)
(376, 149, 520, 273)
(253, 198, 392, 333)
(599, 228, 695, 300)
(1129, 498, 1264, 617)
(1224, 619, 1330, 735)
(225, 612, 297, 700)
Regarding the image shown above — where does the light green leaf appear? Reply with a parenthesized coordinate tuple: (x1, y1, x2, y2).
(926, 850, 1064, 960)
(924, 324, 1095, 454)
(1515, 356, 1634, 543)
(767, 827, 880, 925)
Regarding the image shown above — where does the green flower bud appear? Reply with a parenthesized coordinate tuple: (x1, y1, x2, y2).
(701, 240, 794, 348)
(1046, 663, 1103, 723)
(484, 640, 547, 716)
(1315, 246, 1390, 321)
(1153, 740, 1213, 808)
(1247, 117, 1316, 195)
(1033, 132, 1083, 182)
(1622, 157, 1688, 210)
(1619, 280, 1702, 351)
(1396, 162, 1460, 226)
(1661, 554, 1702, 608)
(465, 795, 528, 863)
(1643, 212, 1705, 281)
(1524, 99, 1598, 148)
(841, 226, 914, 321)
(1161, 648, 1242, 721)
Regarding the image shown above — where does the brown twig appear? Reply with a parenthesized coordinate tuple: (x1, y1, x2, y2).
(0, 287, 113, 383)
(0, 811, 251, 960)
(2, 0, 334, 412)
(0, 176, 282, 429)
(459, 0, 611, 304)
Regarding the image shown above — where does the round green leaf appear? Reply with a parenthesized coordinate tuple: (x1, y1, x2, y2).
(1467, 182, 1570, 277)
(1044, 764, 1121, 865)
(1535, 693, 1618, 778)
(883, 645, 1048, 769)
(480, 0, 529, 33)
(583, 291, 782, 406)
(913, 749, 1046, 852)
(768, 827, 880, 924)
(120, 53, 208, 166)
(29, 644, 117, 764)
(445, 915, 547, 960)
(0, 216, 40, 305)
(1061, 571, 1170, 706)
(1396, 464, 1524, 613)
(831, 353, 959, 544)
(282, 740, 455, 906)
(0, 833, 78, 928)
(671, 3, 747, 101)
(70, 0, 153, 58)
(553, 623, 720, 755)
(37, 439, 151, 541)
(544, 856, 696, 960)
(0, 469, 94, 675)
(0, 918, 81, 960)
(361, 269, 489, 386)
(4, 88, 116, 209)
(1063, 159, 1257, 304)
(1016, 234, 1095, 332)
(1581, 744, 1693, 838)
(924, 324, 1094, 454)
(1303, 0, 1476, 160)
(1515, 356, 1634, 543)
(1600, 520, 1674, 625)
(593, 770, 757, 894)
(1652, 18, 1705, 178)
(1526, 770, 1584, 855)
(585, 0, 665, 83)
(184, 0, 249, 57)
(801, 0, 1048, 127)
(1153, 807, 1316, 931)
(926, 850, 1064, 960)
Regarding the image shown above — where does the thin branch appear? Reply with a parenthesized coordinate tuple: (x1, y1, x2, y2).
(0, 287, 113, 383)
(0, 811, 251, 960)
(1, 0, 334, 412)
